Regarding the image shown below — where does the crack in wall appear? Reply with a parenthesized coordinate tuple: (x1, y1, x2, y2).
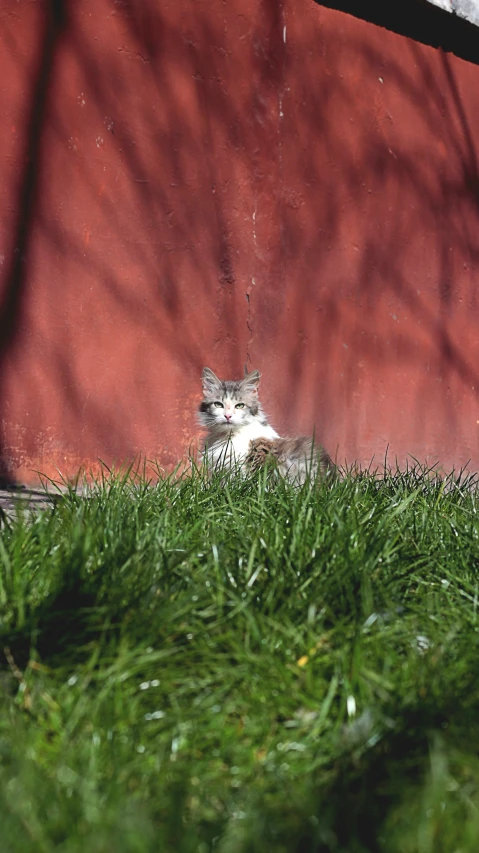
(244, 276, 256, 373)
(245, 200, 257, 372)
(245, 0, 287, 374)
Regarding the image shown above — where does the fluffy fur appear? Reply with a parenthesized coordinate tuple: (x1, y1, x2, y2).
(246, 436, 336, 485)
(198, 367, 279, 471)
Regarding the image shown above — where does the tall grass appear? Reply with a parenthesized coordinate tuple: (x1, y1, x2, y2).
(1, 464, 479, 851)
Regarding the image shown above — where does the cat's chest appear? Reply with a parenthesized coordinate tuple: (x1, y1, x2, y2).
(206, 422, 279, 467)
(228, 423, 279, 458)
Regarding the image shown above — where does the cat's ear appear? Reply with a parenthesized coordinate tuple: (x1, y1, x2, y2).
(241, 369, 261, 395)
(202, 367, 221, 397)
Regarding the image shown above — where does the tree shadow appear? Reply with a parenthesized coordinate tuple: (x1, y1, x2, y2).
(0, 0, 69, 483)
(1, 0, 479, 478)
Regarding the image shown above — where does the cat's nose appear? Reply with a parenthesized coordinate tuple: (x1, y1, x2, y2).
(225, 413, 232, 421)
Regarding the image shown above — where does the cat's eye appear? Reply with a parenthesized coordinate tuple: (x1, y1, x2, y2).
(235, 403, 245, 409)
(213, 401, 224, 408)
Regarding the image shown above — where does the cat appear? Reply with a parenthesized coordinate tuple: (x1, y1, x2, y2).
(198, 367, 335, 483)
(198, 367, 279, 471)
(245, 436, 336, 485)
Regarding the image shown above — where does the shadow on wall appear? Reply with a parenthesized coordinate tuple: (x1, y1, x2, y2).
(1, 0, 479, 478)
(274, 0, 479, 461)
(0, 0, 69, 482)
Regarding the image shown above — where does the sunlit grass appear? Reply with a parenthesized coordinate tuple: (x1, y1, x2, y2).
(1, 463, 479, 851)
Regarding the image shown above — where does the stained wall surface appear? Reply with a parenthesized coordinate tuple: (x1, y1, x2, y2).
(1, 0, 479, 481)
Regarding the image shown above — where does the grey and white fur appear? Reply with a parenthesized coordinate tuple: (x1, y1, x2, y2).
(245, 436, 335, 485)
(198, 367, 279, 471)
(198, 367, 335, 483)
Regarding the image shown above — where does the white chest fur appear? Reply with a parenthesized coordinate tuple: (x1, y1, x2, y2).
(204, 421, 279, 469)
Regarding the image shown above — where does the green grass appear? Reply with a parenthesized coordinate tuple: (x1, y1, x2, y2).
(1, 463, 479, 852)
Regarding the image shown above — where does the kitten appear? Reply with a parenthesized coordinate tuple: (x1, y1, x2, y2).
(246, 436, 336, 485)
(198, 367, 279, 471)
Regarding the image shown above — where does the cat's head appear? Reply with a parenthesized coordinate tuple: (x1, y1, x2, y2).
(198, 367, 263, 431)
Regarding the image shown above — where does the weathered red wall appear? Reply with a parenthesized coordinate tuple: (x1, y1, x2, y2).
(1, 0, 479, 482)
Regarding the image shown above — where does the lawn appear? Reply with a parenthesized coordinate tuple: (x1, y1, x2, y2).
(1, 464, 479, 852)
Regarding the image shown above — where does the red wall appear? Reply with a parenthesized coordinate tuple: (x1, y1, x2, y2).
(1, 0, 479, 482)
